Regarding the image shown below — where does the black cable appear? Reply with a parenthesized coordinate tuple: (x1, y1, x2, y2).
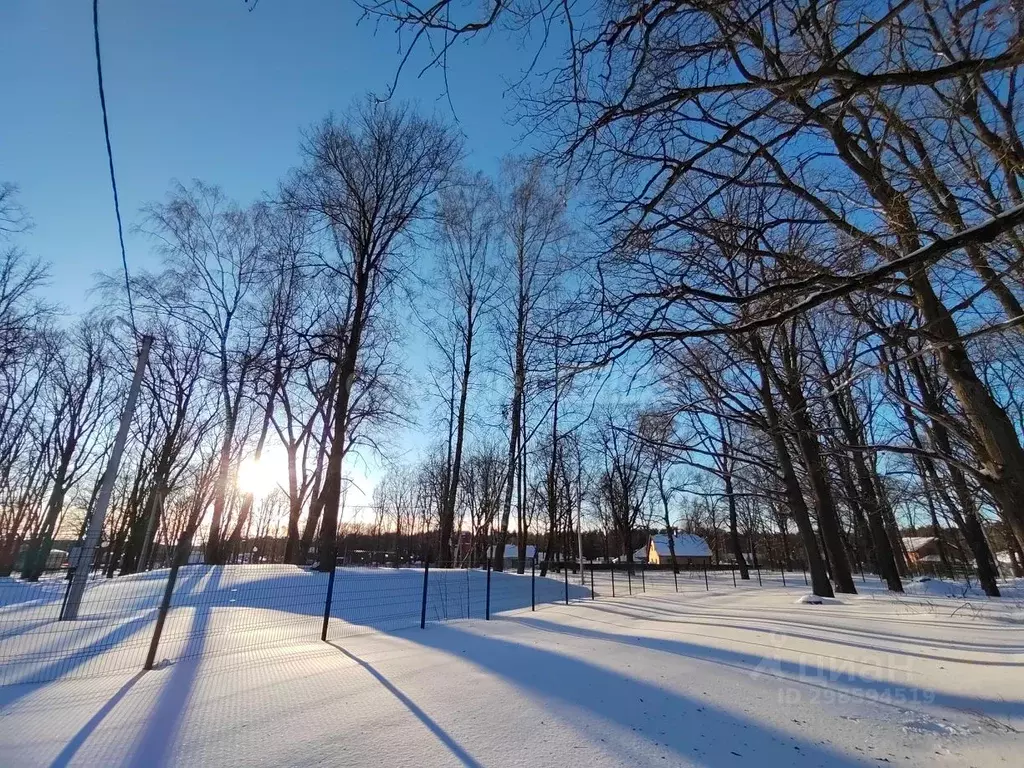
(93, 0, 137, 334)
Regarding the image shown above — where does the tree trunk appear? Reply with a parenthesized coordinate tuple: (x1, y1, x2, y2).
(494, 367, 524, 572)
(22, 449, 73, 581)
(900, 355, 1002, 596)
(749, 338, 833, 597)
(773, 340, 857, 595)
(318, 312, 366, 572)
(724, 461, 749, 580)
(440, 323, 475, 568)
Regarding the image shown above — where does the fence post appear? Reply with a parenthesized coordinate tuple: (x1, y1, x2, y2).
(321, 557, 338, 641)
(640, 565, 646, 593)
(731, 560, 737, 587)
(590, 562, 595, 599)
(58, 568, 77, 620)
(780, 566, 786, 587)
(564, 561, 569, 605)
(673, 567, 678, 593)
(803, 564, 808, 586)
(755, 559, 763, 587)
(531, 557, 536, 612)
(420, 559, 430, 629)
(144, 541, 183, 671)
(703, 561, 709, 591)
(627, 567, 633, 595)
(485, 555, 492, 620)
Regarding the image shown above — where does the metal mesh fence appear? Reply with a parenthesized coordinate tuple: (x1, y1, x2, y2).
(1, 558, 838, 686)
(0, 570, 168, 684)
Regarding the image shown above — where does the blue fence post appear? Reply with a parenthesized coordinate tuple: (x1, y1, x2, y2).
(485, 555, 492, 620)
(531, 557, 536, 611)
(321, 557, 338, 641)
(420, 558, 430, 629)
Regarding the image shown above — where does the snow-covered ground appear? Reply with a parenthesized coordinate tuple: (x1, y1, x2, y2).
(1, 569, 1023, 767)
(0, 564, 588, 684)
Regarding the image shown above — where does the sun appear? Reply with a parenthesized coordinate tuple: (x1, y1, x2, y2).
(236, 454, 283, 497)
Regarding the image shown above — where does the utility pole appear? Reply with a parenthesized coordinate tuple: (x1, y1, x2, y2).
(63, 334, 153, 620)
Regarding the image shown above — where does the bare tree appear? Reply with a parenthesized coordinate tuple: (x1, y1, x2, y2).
(597, 411, 653, 575)
(286, 99, 460, 571)
(425, 173, 500, 565)
(22, 320, 118, 579)
(135, 180, 275, 563)
(492, 157, 568, 570)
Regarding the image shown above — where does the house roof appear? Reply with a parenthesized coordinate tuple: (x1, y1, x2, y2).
(650, 534, 712, 558)
(488, 544, 536, 559)
(902, 536, 937, 553)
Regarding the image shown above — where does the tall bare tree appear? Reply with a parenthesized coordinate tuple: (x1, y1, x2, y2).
(286, 99, 460, 571)
(492, 157, 568, 570)
(427, 173, 500, 564)
(135, 180, 274, 563)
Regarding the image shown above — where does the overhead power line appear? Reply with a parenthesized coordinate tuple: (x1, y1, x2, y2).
(93, 0, 137, 334)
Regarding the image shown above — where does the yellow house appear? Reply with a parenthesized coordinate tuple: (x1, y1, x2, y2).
(647, 534, 712, 566)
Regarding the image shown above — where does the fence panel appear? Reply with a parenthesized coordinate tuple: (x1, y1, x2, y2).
(0, 569, 170, 684)
(3, 558, 817, 685)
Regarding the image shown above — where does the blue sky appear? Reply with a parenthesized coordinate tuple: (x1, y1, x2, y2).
(1, 0, 560, 516)
(1, 0, 545, 310)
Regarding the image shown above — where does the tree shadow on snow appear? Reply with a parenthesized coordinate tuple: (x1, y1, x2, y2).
(585, 599, 1024, 654)
(372, 622, 872, 768)
(564, 602, 1024, 665)
(330, 642, 484, 768)
(123, 567, 224, 768)
(509, 616, 1024, 720)
(47, 670, 147, 768)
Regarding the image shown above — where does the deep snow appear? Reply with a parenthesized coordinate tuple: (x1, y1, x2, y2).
(1, 571, 1023, 767)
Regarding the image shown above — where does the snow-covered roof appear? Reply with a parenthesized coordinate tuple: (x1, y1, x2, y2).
(488, 544, 536, 559)
(633, 547, 648, 562)
(650, 534, 711, 558)
(902, 536, 936, 553)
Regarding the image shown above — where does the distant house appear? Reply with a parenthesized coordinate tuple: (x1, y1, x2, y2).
(45, 549, 67, 570)
(902, 536, 941, 565)
(646, 534, 712, 566)
(488, 544, 536, 569)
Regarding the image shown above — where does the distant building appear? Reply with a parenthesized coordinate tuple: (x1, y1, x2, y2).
(902, 536, 941, 565)
(487, 544, 536, 570)
(645, 534, 712, 566)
